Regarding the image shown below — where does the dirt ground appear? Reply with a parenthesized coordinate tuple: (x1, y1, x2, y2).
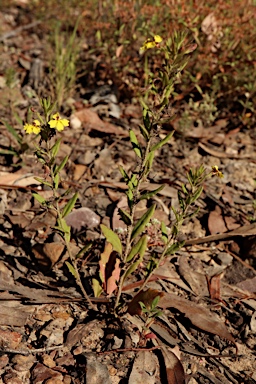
(0, 3, 256, 384)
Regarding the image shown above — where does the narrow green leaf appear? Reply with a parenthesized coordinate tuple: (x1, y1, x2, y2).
(126, 189, 134, 209)
(123, 257, 142, 281)
(150, 131, 174, 151)
(129, 130, 142, 158)
(143, 110, 151, 131)
(65, 261, 77, 278)
(178, 190, 185, 211)
(191, 185, 203, 203)
(32, 193, 46, 205)
(151, 295, 161, 309)
(127, 234, 148, 262)
(100, 224, 122, 255)
(118, 208, 132, 226)
(161, 221, 168, 244)
(51, 138, 61, 158)
(139, 124, 149, 140)
(187, 170, 193, 186)
(181, 184, 188, 194)
(145, 150, 155, 173)
(54, 173, 60, 189)
(124, 236, 147, 280)
(119, 165, 129, 182)
(131, 204, 156, 240)
(62, 192, 78, 218)
(34, 177, 52, 188)
(139, 185, 165, 200)
(166, 240, 185, 255)
(92, 278, 103, 297)
(57, 217, 70, 233)
(54, 155, 69, 176)
(3, 120, 22, 144)
(0, 148, 18, 156)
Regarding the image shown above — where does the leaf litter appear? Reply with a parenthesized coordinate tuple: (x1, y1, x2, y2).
(0, 3, 255, 384)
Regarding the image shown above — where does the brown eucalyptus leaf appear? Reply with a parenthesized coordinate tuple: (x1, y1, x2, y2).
(161, 345, 185, 384)
(159, 293, 235, 343)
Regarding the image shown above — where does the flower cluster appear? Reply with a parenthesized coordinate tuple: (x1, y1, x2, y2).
(23, 113, 69, 135)
(140, 35, 163, 54)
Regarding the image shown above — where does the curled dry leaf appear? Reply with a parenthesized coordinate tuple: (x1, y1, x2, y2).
(99, 242, 121, 295)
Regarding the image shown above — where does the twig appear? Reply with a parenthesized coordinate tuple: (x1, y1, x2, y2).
(0, 345, 63, 355)
(0, 21, 42, 42)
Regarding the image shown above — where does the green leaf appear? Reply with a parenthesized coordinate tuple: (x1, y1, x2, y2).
(3, 120, 22, 144)
(75, 243, 92, 259)
(119, 165, 129, 182)
(187, 170, 193, 186)
(50, 138, 61, 158)
(191, 185, 203, 203)
(124, 235, 148, 280)
(139, 124, 149, 140)
(129, 130, 142, 158)
(144, 150, 155, 173)
(32, 193, 46, 205)
(54, 155, 69, 176)
(100, 224, 122, 255)
(118, 208, 132, 226)
(34, 177, 52, 188)
(150, 131, 174, 151)
(126, 189, 134, 209)
(62, 192, 78, 218)
(139, 185, 165, 200)
(142, 110, 151, 131)
(166, 240, 185, 255)
(65, 261, 77, 278)
(127, 234, 148, 262)
(181, 184, 188, 194)
(178, 190, 185, 211)
(54, 173, 60, 189)
(131, 204, 156, 240)
(151, 295, 161, 309)
(161, 221, 168, 244)
(92, 278, 103, 297)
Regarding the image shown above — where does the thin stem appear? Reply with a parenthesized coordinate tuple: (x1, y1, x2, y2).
(114, 136, 153, 312)
(49, 156, 97, 310)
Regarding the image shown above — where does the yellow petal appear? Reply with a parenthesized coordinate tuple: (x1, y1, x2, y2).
(154, 35, 162, 43)
(55, 121, 65, 131)
(49, 120, 57, 128)
(33, 119, 41, 127)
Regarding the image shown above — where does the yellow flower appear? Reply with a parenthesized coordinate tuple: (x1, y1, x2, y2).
(211, 165, 224, 178)
(154, 35, 162, 43)
(49, 113, 69, 132)
(24, 119, 41, 134)
(140, 35, 163, 53)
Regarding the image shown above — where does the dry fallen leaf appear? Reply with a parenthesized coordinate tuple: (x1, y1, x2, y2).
(32, 242, 65, 269)
(128, 350, 158, 384)
(71, 108, 128, 136)
(161, 345, 185, 384)
(159, 292, 235, 344)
